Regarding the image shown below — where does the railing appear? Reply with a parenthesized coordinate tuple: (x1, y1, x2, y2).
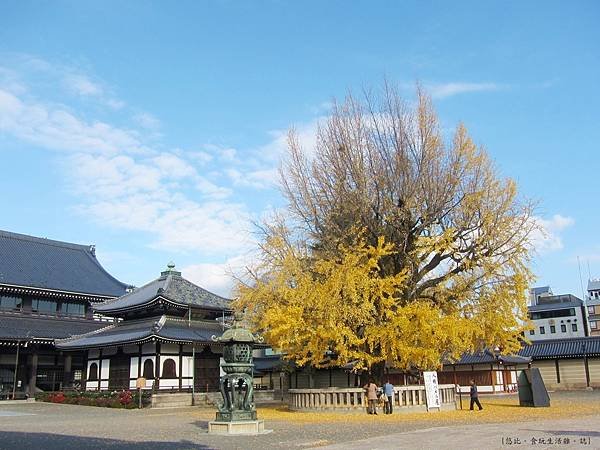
(288, 384, 456, 411)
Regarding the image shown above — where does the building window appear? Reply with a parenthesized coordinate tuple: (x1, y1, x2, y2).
(32, 298, 57, 314)
(550, 325, 556, 333)
(143, 359, 154, 379)
(572, 323, 578, 332)
(162, 358, 177, 378)
(561, 324, 567, 332)
(529, 329, 535, 335)
(62, 302, 85, 316)
(588, 306, 595, 315)
(540, 326, 545, 334)
(0, 295, 23, 311)
(530, 308, 575, 320)
(88, 363, 98, 381)
(591, 321, 597, 330)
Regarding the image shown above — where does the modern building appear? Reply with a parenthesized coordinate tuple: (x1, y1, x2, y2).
(586, 279, 600, 336)
(527, 287, 588, 341)
(0, 230, 129, 398)
(56, 264, 232, 392)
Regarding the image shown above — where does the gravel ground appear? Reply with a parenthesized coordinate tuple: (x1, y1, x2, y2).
(0, 391, 598, 450)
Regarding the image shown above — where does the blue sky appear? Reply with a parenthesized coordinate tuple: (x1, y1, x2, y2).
(0, 1, 598, 297)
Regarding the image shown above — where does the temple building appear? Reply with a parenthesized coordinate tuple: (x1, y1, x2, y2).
(56, 264, 232, 392)
(0, 230, 129, 398)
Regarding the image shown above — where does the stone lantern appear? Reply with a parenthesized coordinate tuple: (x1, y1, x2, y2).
(208, 313, 266, 435)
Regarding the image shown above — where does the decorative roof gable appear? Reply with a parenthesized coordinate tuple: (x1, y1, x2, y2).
(94, 263, 231, 313)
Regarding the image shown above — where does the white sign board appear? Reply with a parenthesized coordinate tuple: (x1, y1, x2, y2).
(423, 371, 441, 410)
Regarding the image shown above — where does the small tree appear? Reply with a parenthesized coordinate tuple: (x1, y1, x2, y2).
(236, 84, 535, 372)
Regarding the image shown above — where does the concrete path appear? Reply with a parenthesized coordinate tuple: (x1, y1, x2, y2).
(317, 416, 600, 449)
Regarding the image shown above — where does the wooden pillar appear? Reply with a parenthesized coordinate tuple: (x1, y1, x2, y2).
(155, 342, 161, 390)
(555, 359, 560, 384)
(137, 344, 142, 378)
(178, 344, 183, 391)
(28, 352, 38, 397)
(490, 364, 495, 393)
(97, 349, 103, 391)
(584, 355, 590, 388)
(63, 353, 72, 388)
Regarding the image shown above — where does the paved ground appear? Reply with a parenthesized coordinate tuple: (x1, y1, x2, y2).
(320, 416, 600, 449)
(0, 392, 598, 449)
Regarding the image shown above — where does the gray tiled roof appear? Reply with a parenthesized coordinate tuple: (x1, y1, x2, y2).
(518, 336, 600, 359)
(446, 350, 531, 366)
(0, 230, 129, 297)
(95, 270, 231, 313)
(56, 315, 225, 349)
(0, 312, 107, 341)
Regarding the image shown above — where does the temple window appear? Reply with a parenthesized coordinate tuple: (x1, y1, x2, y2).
(143, 359, 154, 379)
(88, 363, 98, 381)
(32, 298, 57, 314)
(62, 302, 85, 316)
(162, 358, 177, 378)
(0, 295, 23, 311)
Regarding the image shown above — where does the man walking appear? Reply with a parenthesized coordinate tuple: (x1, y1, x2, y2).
(364, 379, 378, 414)
(383, 380, 394, 414)
(469, 379, 483, 411)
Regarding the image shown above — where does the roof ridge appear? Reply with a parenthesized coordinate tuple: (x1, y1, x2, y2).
(0, 229, 90, 252)
(55, 321, 116, 344)
(97, 277, 165, 308)
(80, 247, 131, 290)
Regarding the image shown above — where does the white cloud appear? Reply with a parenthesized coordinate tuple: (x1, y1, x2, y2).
(64, 74, 103, 96)
(134, 112, 161, 130)
(152, 153, 197, 179)
(0, 88, 150, 155)
(531, 214, 575, 253)
(426, 82, 502, 99)
(182, 254, 253, 297)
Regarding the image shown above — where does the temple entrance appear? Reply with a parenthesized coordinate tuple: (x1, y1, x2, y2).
(108, 349, 130, 390)
(195, 347, 220, 392)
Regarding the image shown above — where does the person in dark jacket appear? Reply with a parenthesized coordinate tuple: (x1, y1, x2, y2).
(469, 379, 483, 410)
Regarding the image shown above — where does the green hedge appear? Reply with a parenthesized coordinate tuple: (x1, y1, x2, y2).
(35, 390, 152, 408)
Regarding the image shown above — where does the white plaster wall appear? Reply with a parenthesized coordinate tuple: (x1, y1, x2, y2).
(159, 379, 179, 388)
(130, 357, 139, 379)
(86, 359, 101, 391)
(182, 356, 193, 378)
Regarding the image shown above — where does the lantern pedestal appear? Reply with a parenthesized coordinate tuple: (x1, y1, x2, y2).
(208, 419, 266, 435)
(208, 313, 268, 435)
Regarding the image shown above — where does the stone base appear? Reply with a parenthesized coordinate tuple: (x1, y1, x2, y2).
(208, 420, 265, 435)
(216, 410, 257, 421)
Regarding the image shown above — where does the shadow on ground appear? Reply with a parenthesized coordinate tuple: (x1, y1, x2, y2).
(0, 431, 213, 450)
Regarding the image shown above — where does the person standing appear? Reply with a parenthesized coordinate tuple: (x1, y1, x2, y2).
(383, 380, 394, 414)
(364, 379, 379, 415)
(469, 379, 483, 411)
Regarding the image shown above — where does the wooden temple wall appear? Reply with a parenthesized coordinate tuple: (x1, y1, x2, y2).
(85, 343, 221, 391)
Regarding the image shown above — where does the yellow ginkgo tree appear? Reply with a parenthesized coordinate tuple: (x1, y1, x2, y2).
(236, 84, 536, 373)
